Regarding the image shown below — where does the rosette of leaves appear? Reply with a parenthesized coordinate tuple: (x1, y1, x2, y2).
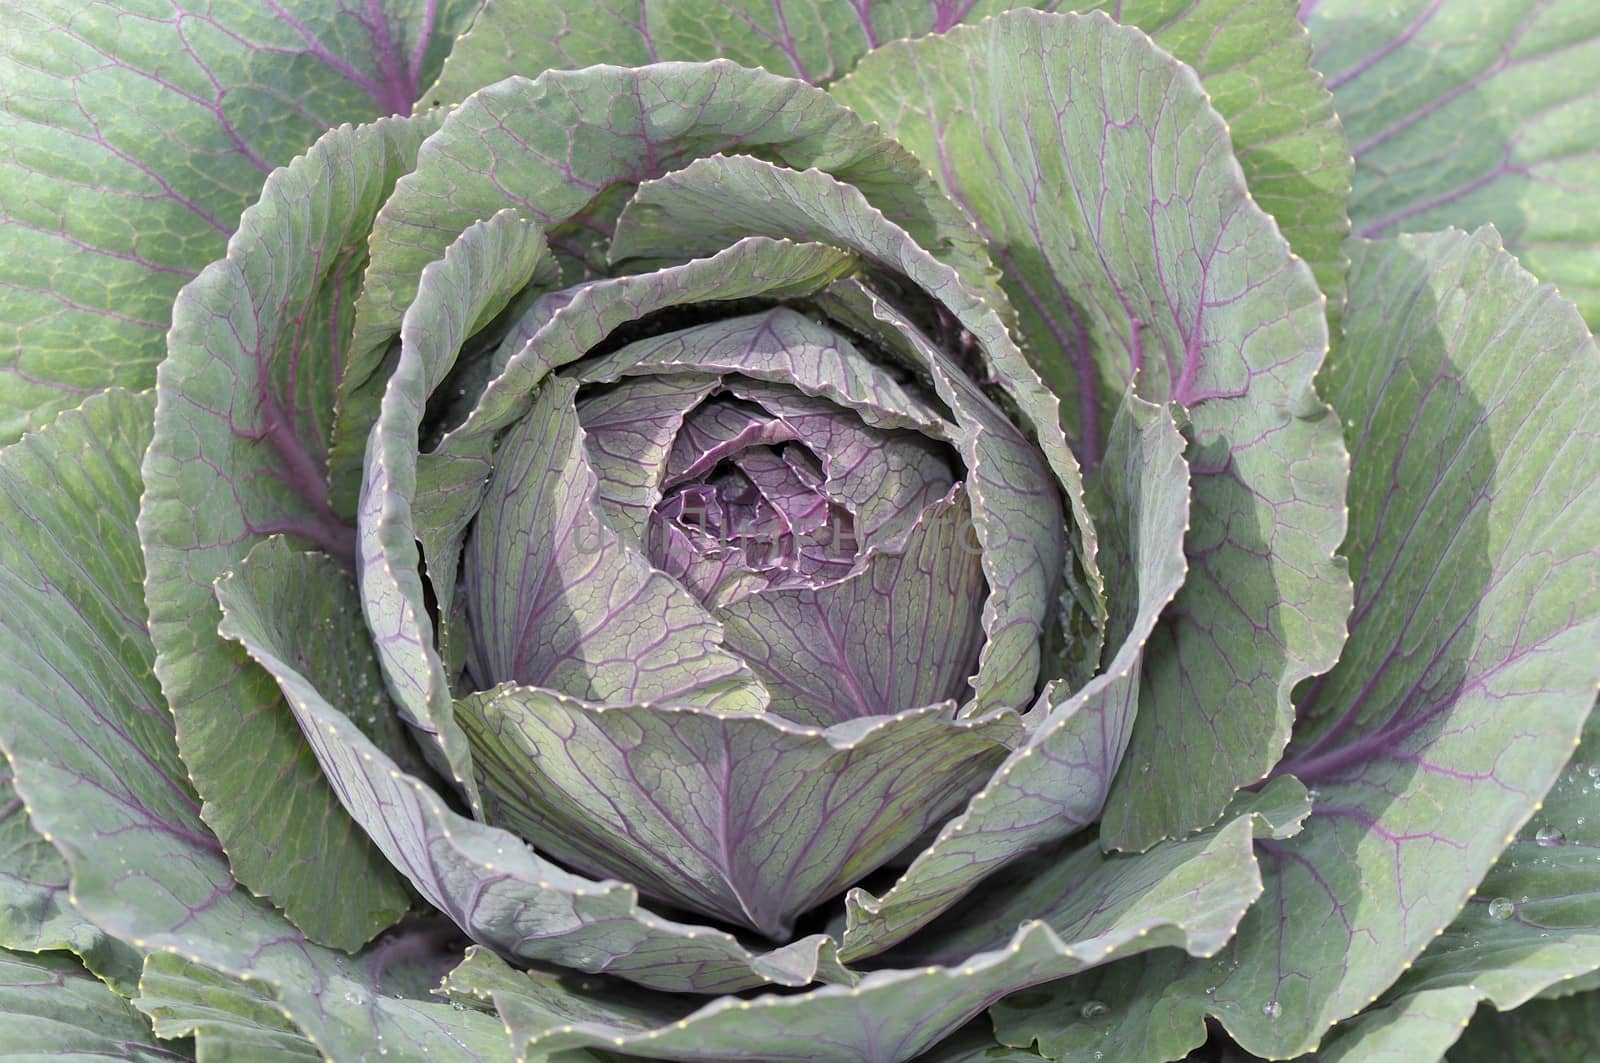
(1, 4, 1598, 1063)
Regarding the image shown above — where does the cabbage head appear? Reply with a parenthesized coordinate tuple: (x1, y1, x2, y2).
(2, 3, 1599, 1062)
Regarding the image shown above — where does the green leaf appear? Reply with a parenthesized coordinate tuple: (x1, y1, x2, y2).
(330, 59, 1006, 512)
(1303, 702, 1600, 1060)
(838, 394, 1191, 961)
(0, 764, 141, 994)
(139, 115, 439, 950)
(1307, 988, 1480, 1063)
(432, 0, 1350, 334)
(136, 954, 320, 1063)
(1449, 989, 1600, 1062)
(444, 800, 1278, 1062)
(0, 0, 475, 444)
(1007, 228, 1600, 1060)
(0, 390, 509, 1060)
(1079, 0, 1352, 327)
(207, 537, 421, 929)
(1306, 0, 1600, 329)
(0, 948, 175, 1061)
(834, 9, 1350, 848)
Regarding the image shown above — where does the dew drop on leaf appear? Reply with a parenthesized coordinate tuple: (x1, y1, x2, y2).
(1536, 826, 1567, 847)
(1080, 1000, 1110, 1020)
(1262, 1000, 1282, 1020)
(1487, 897, 1516, 921)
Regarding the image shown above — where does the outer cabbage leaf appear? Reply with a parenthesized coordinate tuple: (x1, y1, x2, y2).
(136, 953, 322, 1062)
(994, 228, 1600, 1060)
(426, 0, 1349, 321)
(833, 10, 1350, 848)
(1283, 987, 1481, 1063)
(1300, 702, 1600, 1060)
(138, 115, 439, 949)
(1305, 0, 1600, 329)
(0, 0, 475, 444)
(0, 765, 141, 994)
(0, 390, 512, 1060)
(358, 210, 562, 816)
(0, 948, 172, 1061)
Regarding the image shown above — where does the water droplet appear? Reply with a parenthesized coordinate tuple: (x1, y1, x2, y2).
(1579, 817, 1587, 827)
(1263, 1001, 1282, 1020)
(1139, 762, 1151, 775)
(1093, 1053, 1104, 1061)
(1586, 765, 1599, 779)
(1306, 787, 1322, 804)
(450, 1001, 465, 1012)
(1536, 826, 1566, 847)
(1080, 1000, 1110, 1020)
(1487, 897, 1516, 921)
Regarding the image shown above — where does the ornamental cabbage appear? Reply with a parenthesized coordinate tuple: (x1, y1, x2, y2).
(1, 3, 1598, 1062)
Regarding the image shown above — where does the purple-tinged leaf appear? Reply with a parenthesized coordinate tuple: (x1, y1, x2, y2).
(442, 792, 1282, 1063)
(409, 239, 857, 655)
(461, 373, 767, 710)
(572, 308, 956, 439)
(577, 373, 723, 544)
(897, 777, 1310, 968)
(329, 61, 1004, 513)
(1068, 0, 1353, 328)
(833, 10, 1351, 847)
(0, 0, 476, 444)
(455, 687, 1014, 938)
(651, 442, 859, 603)
(839, 395, 1190, 960)
(610, 154, 1092, 715)
(0, 390, 510, 1060)
(139, 115, 439, 948)
(717, 488, 986, 728)
(686, 380, 959, 550)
